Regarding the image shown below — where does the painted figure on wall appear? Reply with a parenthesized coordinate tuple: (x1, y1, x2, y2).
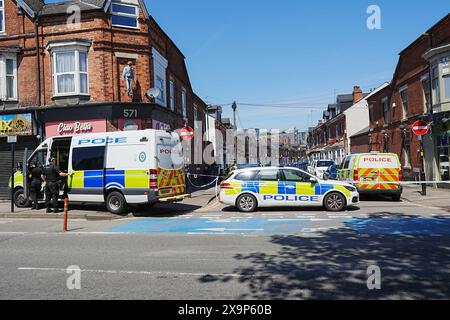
(122, 61, 135, 97)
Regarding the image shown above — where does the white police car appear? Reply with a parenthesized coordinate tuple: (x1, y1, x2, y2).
(219, 166, 359, 212)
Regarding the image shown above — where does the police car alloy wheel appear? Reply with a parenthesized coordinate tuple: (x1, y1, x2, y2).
(106, 191, 127, 214)
(236, 194, 257, 212)
(324, 192, 346, 212)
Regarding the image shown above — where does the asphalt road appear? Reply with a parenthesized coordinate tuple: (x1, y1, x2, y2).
(1, 196, 450, 300)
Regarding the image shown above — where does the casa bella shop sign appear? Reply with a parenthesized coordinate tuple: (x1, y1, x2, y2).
(45, 119, 106, 137)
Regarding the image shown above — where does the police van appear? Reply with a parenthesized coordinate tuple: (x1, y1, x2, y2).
(9, 129, 188, 214)
(337, 152, 402, 201)
(219, 167, 359, 212)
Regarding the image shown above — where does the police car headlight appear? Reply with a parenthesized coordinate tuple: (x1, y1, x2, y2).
(344, 186, 357, 192)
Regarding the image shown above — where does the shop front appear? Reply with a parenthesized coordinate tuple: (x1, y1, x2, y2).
(0, 112, 37, 198)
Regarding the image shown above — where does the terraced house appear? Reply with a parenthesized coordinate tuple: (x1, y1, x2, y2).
(0, 0, 206, 198)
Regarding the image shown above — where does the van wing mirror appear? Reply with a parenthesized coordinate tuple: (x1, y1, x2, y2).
(310, 177, 318, 184)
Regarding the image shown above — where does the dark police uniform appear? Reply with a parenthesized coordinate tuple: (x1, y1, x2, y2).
(43, 163, 62, 212)
(29, 166, 44, 209)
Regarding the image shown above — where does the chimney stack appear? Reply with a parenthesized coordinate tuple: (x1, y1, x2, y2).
(353, 86, 363, 104)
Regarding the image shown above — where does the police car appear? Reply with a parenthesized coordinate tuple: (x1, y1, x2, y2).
(219, 167, 359, 212)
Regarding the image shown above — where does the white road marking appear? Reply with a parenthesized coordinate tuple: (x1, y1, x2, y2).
(197, 228, 264, 232)
(17, 267, 242, 278)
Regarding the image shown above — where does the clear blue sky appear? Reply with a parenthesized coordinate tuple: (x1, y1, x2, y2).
(147, 0, 449, 131)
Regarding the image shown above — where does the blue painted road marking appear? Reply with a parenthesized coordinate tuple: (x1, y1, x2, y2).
(107, 217, 450, 236)
(346, 218, 450, 236)
(107, 217, 342, 235)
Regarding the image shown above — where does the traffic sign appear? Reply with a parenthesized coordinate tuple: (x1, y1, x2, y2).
(7, 136, 17, 143)
(412, 120, 429, 136)
(180, 126, 194, 140)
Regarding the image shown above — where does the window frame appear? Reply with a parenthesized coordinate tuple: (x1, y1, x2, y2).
(71, 146, 105, 171)
(1, 55, 18, 100)
(399, 86, 409, 118)
(0, 0, 5, 34)
(51, 45, 89, 97)
(282, 169, 312, 183)
(256, 169, 281, 182)
(181, 87, 187, 120)
(111, 2, 139, 29)
(381, 97, 389, 124)
(169, 79, 175, 111)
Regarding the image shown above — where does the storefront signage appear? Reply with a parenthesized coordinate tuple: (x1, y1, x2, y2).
(45, 119, 107, 137)
(153, 120, 171, 131)
(0, 113, 33, 137)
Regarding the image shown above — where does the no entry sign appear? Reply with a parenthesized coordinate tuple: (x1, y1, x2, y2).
(180, 126, 194, 140)
(412, 120, 429, 136)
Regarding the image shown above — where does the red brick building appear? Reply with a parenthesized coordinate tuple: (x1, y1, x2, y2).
(366, 13, 450, 181)
(0, 0, 206, 197)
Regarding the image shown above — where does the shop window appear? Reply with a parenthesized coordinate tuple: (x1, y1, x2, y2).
(72, 146, 105, 171)
(437, 133, 449, 181)
(111, 2, 138, 28)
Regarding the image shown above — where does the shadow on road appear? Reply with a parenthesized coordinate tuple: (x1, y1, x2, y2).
(198, 214, 450, 299)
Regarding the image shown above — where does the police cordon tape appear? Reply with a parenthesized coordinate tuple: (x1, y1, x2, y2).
(340, 180, 450, 185)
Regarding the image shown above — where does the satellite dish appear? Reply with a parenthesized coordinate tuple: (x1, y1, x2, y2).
(146, 87, 161, 99)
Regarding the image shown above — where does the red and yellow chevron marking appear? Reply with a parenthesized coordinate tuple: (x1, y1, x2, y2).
(158, 167, 186, 194)
(357, 168, 378, 190)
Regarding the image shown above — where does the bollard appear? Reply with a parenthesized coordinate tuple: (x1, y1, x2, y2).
(63, 197, 69, 232)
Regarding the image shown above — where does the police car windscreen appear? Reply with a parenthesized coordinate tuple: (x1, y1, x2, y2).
(156, 136, 183, 170)
(358, 155, 399, 168)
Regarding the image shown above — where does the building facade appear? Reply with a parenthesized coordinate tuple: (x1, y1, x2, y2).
(0, 0, 205, 197)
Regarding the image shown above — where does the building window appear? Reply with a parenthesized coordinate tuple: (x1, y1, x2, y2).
(152, 48, 168, 107)
(0, 0, 4, 33)
(421, 75, 431, 112)
(444, 75, 450, 99)
(111, 3, 138, 28)
(399, 87, 408, 118)
(169, 80, 175, 111)
(382, 97, 389, 124)
(182, 87, 187, 119)
(431, 64, 441, 106)
(52, 49, 88, 96)
(0, 56, 17, 100)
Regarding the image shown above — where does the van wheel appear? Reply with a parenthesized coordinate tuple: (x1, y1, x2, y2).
(236, 194, 257, 212)
(13, 189, 31, 208)
(391, 194, 401, 202)
(324, 192, 346, 212)
(106, 191, 128, 215)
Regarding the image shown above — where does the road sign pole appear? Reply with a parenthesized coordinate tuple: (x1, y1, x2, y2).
(419, 136, 426, 196)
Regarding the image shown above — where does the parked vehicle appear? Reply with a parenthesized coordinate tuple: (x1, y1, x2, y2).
(323, 164, 338, 180)
(308, 160, 335, 179)
(9, 129, 188, 214)
(337, 152, 402, 201)
(219, 166, 359, 212)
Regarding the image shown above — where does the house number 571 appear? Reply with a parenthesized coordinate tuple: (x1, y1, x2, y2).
(123, 109, 138, 118)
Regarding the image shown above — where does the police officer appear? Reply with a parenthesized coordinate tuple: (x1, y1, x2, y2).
(28, 161, 44, 210)
(43, 157, 69, 213)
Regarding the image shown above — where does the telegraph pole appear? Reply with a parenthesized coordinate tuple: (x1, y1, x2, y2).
(232, 101, 237, 162)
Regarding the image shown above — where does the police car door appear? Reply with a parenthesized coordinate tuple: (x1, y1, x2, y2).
(256, 169, 282, 207)
(281, 169, 320, 206)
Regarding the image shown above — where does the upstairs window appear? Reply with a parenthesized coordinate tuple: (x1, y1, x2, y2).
(0, 56, 17, 100)
(169, 80, 175, 111)
(382, 97, 389, 124)
(111, 3, 138, 28)
(53, 49, 89, 96)
(182, 87, 187, 119)
(399, 86, 408, 118)
(0, 0, 4, 33)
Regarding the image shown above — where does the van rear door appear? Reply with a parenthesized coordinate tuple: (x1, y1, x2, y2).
(156, 132, 185, 196)
(357, 154, 400, 190)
